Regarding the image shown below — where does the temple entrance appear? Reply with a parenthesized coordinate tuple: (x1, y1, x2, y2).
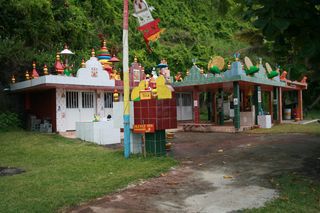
(65, 91, 96, 130)
(176, 92, 193, 121)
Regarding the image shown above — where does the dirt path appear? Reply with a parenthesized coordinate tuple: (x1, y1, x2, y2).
(69, 132, 320, 213)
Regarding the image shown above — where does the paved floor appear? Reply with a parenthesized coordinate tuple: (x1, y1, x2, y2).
(69, 132, 320, 213)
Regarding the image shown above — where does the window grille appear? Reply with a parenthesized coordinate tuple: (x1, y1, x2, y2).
(82, 92, 94, 108)
(66, 91, 79, 108)
(182, 93, 192, 106)
(104, 93, 113, 108)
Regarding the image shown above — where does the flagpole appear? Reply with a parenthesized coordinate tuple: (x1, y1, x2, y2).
(123, 0, 130, 158)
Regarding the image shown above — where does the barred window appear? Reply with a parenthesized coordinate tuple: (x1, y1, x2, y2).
(66, 91, 79, 108)
(104, 92, 113, 108)
(182, 93, 192, 106)
(82, 92, 94, 108)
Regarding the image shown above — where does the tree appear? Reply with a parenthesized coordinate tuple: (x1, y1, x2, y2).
(239, 0, 320, 109)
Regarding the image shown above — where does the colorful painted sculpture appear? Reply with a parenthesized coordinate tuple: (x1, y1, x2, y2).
(175, 72, 183, 82)
(280, 70, 289, 81)
(54, 54, 64, 75)
(32, 62, 39, 79)
(157, 59, 171, 82)
(109, 55, 121, 79)
(300, 76, 307, 84)
(132, 72, 176, 156)
(244, 57, 259, 75)
(133, 0, 165, 51)
(151, 68, 158, 80)
(60, 45, 74, 76)
(131, 75, 172, 101)
(208, 56, 225, 75)
(265, 63, 279, 79)
(97, 40, 112, 75)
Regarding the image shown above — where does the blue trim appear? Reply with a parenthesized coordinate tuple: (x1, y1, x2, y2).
(123, 115, 131, 158)
(98, 56, 111, 60)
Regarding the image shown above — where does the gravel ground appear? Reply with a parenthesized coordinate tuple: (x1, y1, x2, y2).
(69, 132, 320, 213)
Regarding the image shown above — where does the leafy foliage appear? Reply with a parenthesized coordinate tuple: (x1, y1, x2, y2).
(0, 0, 250, 89)
(239, 0, 320, 108)
(0, 112, 21, 131)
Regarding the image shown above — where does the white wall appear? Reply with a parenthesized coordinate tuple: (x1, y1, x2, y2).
(56, 88, 67, 132)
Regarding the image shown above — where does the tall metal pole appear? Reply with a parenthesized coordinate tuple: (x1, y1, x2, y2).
(123, 0, 130, 158)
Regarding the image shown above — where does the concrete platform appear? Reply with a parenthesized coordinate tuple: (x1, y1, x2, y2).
(180, 123, 252, 133)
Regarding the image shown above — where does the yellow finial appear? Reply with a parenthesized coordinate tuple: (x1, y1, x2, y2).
(11, 74, 16, 83)
(25, 71, 30, 80)
(56, 54, 61, 61)
(113, 89, 119, 102)
(81, 58, 86, 68)
(91, 48, 95, 57)
(32, 61, 36, 69)
(134, 56, 138, 63)
(186, 69, 190, 76)
(43, 64, 48, 75)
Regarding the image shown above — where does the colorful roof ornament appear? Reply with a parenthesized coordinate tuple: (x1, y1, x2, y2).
(54, 54, 64, 74)
(265, 63, 279, 79)
(81, 58, 86, 68)
(60, 44, 74, 55)
(133, 0, 165, 51)
(32, 62, 39, 79)
(91, 48, 96, 57)
(109, 55, 120, 63)
(244, 57, 259, 75)
(208, 56, 225, 75)
(43, 64, 49, 75)
(25, 71, 30, 80)
(97, 40, 111, 61)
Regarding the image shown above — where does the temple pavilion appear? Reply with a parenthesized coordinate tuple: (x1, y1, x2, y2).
(173, 56, 307, 132)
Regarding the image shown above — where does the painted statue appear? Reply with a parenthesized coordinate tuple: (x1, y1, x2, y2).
(133, 0, 165, 51)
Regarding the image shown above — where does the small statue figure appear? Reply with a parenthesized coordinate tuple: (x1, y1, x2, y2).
(300, 76, 307, 84)
(280, 70, 288, 81)
(175, 72, 183, 82)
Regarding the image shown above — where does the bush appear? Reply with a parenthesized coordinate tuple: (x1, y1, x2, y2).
(0, 112, 21, 131)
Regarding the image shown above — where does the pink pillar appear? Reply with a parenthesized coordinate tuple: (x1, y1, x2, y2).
(298, 89, 303, 120)
(193, 87, 200, 124)
(279, 87, 283, 123)
(269, 91, 273, 123)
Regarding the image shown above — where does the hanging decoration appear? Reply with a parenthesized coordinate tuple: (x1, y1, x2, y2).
(133, 0, 165, 51)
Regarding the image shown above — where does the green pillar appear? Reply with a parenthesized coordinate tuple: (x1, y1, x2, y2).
(273, 87, 279, 121)
(218, 88, 224, 125)
(254, 85, 262, 125)
(207, 92, 212, 121)
(233, 82, 240, 130)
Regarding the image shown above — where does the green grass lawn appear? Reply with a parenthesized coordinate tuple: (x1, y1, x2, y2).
(248, 123, 320, 135)
(304, 109, 320, 120)
(0, 131, 176, 213)
(245, 173, 320, 212)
